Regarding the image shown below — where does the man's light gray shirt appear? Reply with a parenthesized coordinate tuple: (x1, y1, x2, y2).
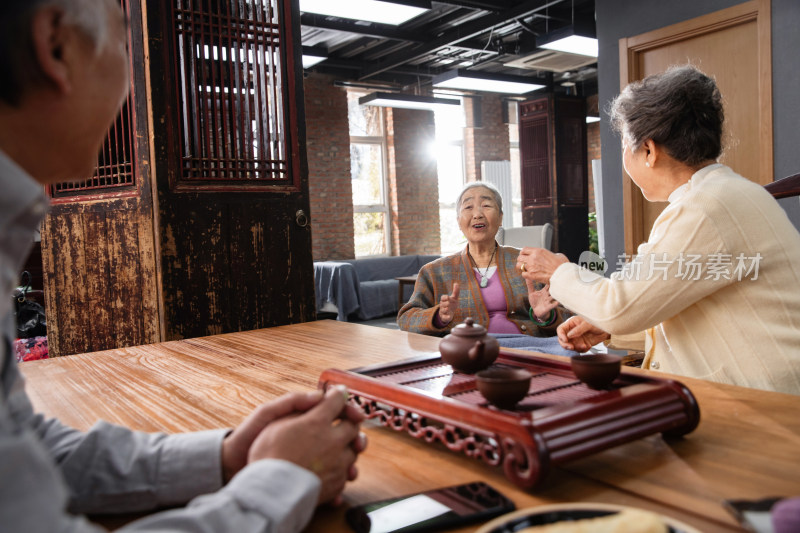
(0, 149, 320, 532)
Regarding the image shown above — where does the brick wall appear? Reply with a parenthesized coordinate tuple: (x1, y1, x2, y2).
(386, 108, 440, 255)
(303, 73, 355, 260)
(302, 77, 529, 259)
(463, 94, 511, 182)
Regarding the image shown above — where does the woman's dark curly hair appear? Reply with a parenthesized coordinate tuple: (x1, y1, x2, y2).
(608, 65, 724, 166)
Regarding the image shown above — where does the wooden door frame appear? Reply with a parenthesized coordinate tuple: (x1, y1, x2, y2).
(139, 0, 165, 341)
(619, 0, 772, 255)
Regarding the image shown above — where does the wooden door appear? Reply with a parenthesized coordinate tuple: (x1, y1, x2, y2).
(146, 0, 315, 339)
(41, 0, 159, 356)
(619, 0, 772, 254)
(519, 94, 588, 262)
(520, 97, 553, 227)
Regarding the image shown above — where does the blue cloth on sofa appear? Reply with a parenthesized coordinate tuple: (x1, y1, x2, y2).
(314, 261, 361, 321)
(490, 333, 577, 357)
(314, 255, 439, 321)
(344, 256, 433, 320)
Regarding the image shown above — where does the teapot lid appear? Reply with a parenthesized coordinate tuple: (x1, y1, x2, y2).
(450, 317, 487, 337)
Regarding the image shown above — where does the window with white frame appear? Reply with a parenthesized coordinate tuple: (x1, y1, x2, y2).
(434, 100, 467, 254)
(508, 101, 523, 228)
(348, 91, 390, 257)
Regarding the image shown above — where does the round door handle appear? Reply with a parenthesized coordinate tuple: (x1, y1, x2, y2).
(295, 209, 309, 228)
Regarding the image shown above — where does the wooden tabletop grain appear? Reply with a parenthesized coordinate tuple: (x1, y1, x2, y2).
(20, 320, 800, 532)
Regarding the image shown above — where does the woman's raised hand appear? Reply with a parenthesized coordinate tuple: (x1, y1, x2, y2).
(526, 281, 559, 320)
(438, 282, 460, 324)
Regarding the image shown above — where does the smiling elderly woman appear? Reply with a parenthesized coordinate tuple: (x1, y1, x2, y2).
(517, 65, 800, 394)
(398, 182, 566, 350)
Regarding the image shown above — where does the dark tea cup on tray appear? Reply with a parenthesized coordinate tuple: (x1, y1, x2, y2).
(475, 367, 532, 409)
(571, 353, 622, 389)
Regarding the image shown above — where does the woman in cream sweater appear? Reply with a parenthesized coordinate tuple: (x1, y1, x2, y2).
(517, 65, 800, 394)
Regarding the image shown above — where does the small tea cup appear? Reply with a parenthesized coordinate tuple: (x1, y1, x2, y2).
(571, 353, 622, 389)
(475, 367, 533, 409)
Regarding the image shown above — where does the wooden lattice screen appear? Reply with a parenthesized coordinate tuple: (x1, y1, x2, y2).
(51, 0, 137, 199)
(171, 0, 289, 183)
(521, 114, 550, 207)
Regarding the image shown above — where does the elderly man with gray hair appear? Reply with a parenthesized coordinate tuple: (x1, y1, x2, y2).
(0, 1, 366, 531)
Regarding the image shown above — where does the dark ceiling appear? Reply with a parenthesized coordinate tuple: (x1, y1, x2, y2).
(300, 0, 597, 97)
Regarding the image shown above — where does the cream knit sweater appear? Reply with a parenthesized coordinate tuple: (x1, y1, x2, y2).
(551, 164, 800, 394)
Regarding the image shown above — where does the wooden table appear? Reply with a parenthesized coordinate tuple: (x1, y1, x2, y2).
(395, 275, 417, 307)
(20, 321, 800, 532)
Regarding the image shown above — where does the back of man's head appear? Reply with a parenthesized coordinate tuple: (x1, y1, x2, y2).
(0, 0, 110, 107)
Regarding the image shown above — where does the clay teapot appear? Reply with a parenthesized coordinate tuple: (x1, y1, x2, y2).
(439, 317, 499, 373)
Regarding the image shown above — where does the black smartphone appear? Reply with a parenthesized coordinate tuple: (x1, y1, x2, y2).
(724, 497, 782, 532)
(345, 481, 515, 533)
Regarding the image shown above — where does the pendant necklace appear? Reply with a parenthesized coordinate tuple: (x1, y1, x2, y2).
(468, 244, 497, 288)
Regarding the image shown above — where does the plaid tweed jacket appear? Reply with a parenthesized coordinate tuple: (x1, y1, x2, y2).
(397, 245, 561, 336)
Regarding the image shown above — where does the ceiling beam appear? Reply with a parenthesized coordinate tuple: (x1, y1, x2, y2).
(334, 37, 403, 61)
(314, 64, 434, 87)
(432, 0, 513, 10)
(300, 13, 425, 42)
(317, 56, 444, 78)
(359, 0, 569, 80)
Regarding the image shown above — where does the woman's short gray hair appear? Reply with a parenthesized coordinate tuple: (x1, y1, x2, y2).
(0, 0, 112, 106)
(608, 64, 724, 166)
(456, 181, 503, 213)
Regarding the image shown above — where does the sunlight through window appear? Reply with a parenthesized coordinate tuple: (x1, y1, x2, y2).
(433, 101, 467, 254)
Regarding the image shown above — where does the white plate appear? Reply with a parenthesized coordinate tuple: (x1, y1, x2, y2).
(475, 502, 702, 533)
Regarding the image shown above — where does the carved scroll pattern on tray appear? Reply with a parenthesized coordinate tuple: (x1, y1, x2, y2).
(351, 393, 546, 487)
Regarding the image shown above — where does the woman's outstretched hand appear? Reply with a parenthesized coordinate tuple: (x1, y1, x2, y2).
(438, 282, 460, 324)
(557, 316, 610, 352)
(517, 248, 569, 284)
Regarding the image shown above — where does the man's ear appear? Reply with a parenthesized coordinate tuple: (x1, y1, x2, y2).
(30, 6, 72, 94)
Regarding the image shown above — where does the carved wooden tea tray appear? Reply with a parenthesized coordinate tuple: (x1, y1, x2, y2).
(319, 350, 699, 489)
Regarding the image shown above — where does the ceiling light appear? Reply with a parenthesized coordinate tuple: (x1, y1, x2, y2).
(537, 25, 598, 57)
(358, 92, 460, 111)
(586, 116, 600, 123)
(302, 46, 327, 69)
(299, 0, 431, 26)
(302, 54, 326, 69)
(432, 69, 545, 95)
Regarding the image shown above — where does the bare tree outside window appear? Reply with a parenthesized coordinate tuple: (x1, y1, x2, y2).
(348, 91, 389, 257)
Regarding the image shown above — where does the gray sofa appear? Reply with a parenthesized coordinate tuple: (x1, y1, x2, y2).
(314, 255, 439, 321)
